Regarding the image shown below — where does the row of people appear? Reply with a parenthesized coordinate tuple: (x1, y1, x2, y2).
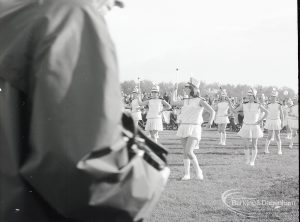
(128, 79, 298, 180)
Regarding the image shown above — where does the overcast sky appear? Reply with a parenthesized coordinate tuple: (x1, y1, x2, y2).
(106, 0, 298, 91)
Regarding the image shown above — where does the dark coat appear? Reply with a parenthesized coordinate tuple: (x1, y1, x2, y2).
(0, 0, 131, 221)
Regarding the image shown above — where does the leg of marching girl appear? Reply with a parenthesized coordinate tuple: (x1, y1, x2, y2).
(264, 130, 272, 154)
(289, 128, 297, 149)
(217, 124, 222, 145)
(274, 130, 282, 155)
(250, 138, 258, 166)
(150, 130, 158, 143)
(243, 139, 251, 164)
(271, 130, 275, 141)
(181, 138, 191, 180)
(185, 137, 203, 180)
(221, 124, 227, 145)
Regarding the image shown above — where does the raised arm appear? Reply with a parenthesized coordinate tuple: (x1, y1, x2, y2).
(200, 100, 216, 128)
(137, 93, 149, 106)
(170, 84, 184, 107)
(162, 99, 172, 111)
(256, 104, 269, 125)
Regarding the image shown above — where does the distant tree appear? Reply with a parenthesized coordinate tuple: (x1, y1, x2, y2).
(120, 80, 296, 99)
(120, 80, 136, 95)
(139, 79, 153, 93)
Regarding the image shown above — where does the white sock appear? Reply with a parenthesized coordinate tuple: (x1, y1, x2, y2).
(182, 159, 191, 179)
(265, 140, 270, 152)
(223, 133, 226, 144)
(192, 157, 203, 180)
(276, 141, 282, 154)
(219, 133, 223, 143)
(250, 148, 258, 165)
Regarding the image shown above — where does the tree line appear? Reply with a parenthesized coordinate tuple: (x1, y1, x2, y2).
(121, 80, 296, 98)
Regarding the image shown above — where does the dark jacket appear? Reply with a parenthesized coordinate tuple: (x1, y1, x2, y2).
(0, 0, 131, 221)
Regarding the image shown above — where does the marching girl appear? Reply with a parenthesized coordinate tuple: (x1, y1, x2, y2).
(229, 88, 268, 166)
(170, 78, 215, 180)
(287, 96, 298, 149)
(138, 85, 171, 143)
(215, 89, 230, 145)
(130, 87, 142, 126)
(282, 98, 293, 139)
(264, 89, 284, 155)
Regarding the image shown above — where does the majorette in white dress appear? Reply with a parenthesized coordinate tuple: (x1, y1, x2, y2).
(287, 104, 299, 129)
(215, 101, 230, 124)
(237, 103, 263, 138)
(145, 99, 163, 131)
(264, 103, 282, 130)
(176, 97, 203, 141)
(131, 98, 142, 122)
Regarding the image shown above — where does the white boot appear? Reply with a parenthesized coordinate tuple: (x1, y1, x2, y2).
(250, 149, 258, 166)
(245, 149, 250, 164)
(192, 158, 203, 180)
(222, 133, 226, 146)
(289, 134, 294, 149)
(181, 159, 191, 180)
(277, 141, 282, 155)
(264, 140, 270, 154)
(218, 133, 223, 145)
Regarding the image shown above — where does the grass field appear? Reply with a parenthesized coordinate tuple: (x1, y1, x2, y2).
(145, 129, 299, 222)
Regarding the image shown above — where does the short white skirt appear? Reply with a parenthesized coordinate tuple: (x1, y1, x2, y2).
(215, 116, 229, 124)
(237, 124, 263, 138)
(131, 111, 142, 121)
(145, 118, 163, 131)
(176, 124, 202, 140)
(264, 119, 282, 130)
(287, 119, 299, 129)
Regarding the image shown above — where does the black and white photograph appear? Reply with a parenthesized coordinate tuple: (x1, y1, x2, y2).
(0, 0, 298, 221)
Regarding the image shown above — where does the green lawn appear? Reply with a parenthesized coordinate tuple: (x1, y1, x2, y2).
(145, 129, 299, 222)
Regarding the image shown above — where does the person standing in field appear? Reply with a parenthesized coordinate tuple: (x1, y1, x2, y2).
(229, 88, 268, 166)
(264, 89, 284, 155)
(138, 85, 171, 143)
(282, 98, 293, 139)
(130, 87, 143, 126)
(287, 95, 298, 149)
(214, 89, 231, 145)
(170, 78, 215, 180)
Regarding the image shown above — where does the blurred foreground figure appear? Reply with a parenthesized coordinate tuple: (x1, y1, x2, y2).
(0, 0, 138, 221)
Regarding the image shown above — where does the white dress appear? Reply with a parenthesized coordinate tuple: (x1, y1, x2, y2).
(237, 103, 263, 138)
(264, 103, 282, 130)
(215, 101, 229, 124)
(176, 98, 203, 140)
(287, 105, 299, 129)
(131, 99, 142, 122)
(145, 99, 163, 131)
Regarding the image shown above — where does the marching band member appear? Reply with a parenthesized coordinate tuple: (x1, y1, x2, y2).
(264, 89, 284, 155)
(229, 88, 268, 166)
(287, 96, 299, 149)
(138, 85, 171, 143)
(215, 89, 230, 145)
(171, 78, 215, 180)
